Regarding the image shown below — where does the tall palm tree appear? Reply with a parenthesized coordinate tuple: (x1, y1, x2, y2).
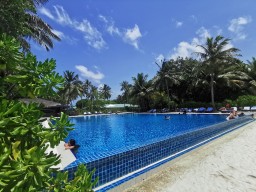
(195, 35, 240, 109)
(100, 84, 111, 101)
(130, 73, 153, 111)
(153, 59, 181, 109)
(120, 81, 132, 104)
(60, 70, 82, 105)
(88, 85, 98, 111)
(83, 79, 92, 99)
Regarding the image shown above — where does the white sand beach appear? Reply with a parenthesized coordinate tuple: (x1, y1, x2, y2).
(125, 119, 256, 192)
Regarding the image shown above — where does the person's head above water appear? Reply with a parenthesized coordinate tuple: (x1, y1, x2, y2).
(69, 139, 76, 146)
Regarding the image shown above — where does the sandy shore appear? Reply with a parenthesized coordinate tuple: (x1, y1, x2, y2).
(125, 120, 256, 192)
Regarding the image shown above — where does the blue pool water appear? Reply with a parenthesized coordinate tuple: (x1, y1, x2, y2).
(66, 114, 226, 163)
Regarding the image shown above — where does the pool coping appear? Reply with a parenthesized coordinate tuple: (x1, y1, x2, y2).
(94, 118, 255, 192)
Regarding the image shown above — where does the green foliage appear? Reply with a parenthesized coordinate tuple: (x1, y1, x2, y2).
(0, 34, 23, 75)
(0, 99, 70, 191)
(48, 164, 98, 192)
(149, 92, 170, 109)
(0, 35, 98, 191)
(236, 95, 256, 107)
(224, 99, 237, 107)
(5, 54, 64, 99)
(0, 100, 97, 191)
(0, 0, 60, 51)
(0, 35, 64, 100)
(58, 70, 82, 105)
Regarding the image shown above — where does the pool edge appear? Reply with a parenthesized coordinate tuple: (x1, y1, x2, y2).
(95, 118, 255, 192)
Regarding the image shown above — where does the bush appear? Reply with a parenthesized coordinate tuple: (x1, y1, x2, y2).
(236, 95, 256, 107)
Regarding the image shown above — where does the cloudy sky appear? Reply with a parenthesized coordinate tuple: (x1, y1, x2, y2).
(32, 0, 255, 99)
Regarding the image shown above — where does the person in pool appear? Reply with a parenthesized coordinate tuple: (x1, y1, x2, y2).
(64, 139, 76, 150)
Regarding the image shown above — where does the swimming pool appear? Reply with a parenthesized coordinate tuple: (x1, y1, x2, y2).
(64, 114, 253, 189)
(67, 114, 226, 162)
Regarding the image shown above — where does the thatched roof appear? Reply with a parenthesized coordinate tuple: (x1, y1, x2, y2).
(19, 98, 66, 108)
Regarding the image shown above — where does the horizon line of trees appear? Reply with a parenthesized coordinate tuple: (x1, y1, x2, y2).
(115, 36, 256, 111)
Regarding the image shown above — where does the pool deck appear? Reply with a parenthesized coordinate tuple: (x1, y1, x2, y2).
(124, 118, 256, 192)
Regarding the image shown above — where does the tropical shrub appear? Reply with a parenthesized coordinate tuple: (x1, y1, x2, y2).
(236, 95, 256, 107)
(0, 35, 98, 191)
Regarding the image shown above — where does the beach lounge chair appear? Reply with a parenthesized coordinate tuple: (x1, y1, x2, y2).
(198, 107, 206, 113)
(193, 108, 199, 112)
(242, 106, 250, 111)
(206, 107, 214, 113)
(231, 107, 238, 111)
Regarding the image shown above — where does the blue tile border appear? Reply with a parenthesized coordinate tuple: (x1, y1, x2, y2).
(95, 116, 254, 191)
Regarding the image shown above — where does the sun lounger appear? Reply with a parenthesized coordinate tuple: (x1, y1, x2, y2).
(206, 107, 214, 113)
(193, 108, 199, 112)
(198, 107, 206, 112)
(231, 107, 237, 111)
(242, 106, 250, 111)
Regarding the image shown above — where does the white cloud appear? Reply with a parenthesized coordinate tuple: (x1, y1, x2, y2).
(38, 7, 54, 20)
(228, 16, 252, 40)
(76, 19, 106, 49)
(170, 27, 210, 59)
(53, 5, 73, 26)
(75, 65, 104, 84)
(176, 21, 183, 28)
(124, 24, 142, 49)
(99, 15, 143, 50)
(40, 5, 106, 50)
(169, 26, 235, 59)
(99, 15, 121, 36)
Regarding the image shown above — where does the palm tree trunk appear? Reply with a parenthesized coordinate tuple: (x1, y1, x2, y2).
(210, 75, 215, 110)
(165, 79, 170, 110)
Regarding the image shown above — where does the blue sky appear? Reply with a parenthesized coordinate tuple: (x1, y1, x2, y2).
(32, 0, 256, 99)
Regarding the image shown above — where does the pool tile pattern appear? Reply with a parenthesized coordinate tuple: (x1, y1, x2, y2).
(64, 116, 254, 190)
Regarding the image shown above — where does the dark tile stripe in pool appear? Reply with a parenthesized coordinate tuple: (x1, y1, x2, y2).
(64, 116, 254, 189)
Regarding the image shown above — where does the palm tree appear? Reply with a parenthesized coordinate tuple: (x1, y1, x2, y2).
(130, 73, 153, 111)
(59, 70, 82, 105)
(195, 35, 240, 109)
(120, 81, 132, 104)
(88, 85, 98, 111)
(100, 84, 111, 101)
(22, 13, 60, 51)
(83, 80, 92, 99)
(0, 0, 60, 51)
(153, 59, 182, 109)
(246, 57, 256, 94)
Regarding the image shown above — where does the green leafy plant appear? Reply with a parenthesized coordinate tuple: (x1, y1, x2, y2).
(0, 35, 98, 191)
